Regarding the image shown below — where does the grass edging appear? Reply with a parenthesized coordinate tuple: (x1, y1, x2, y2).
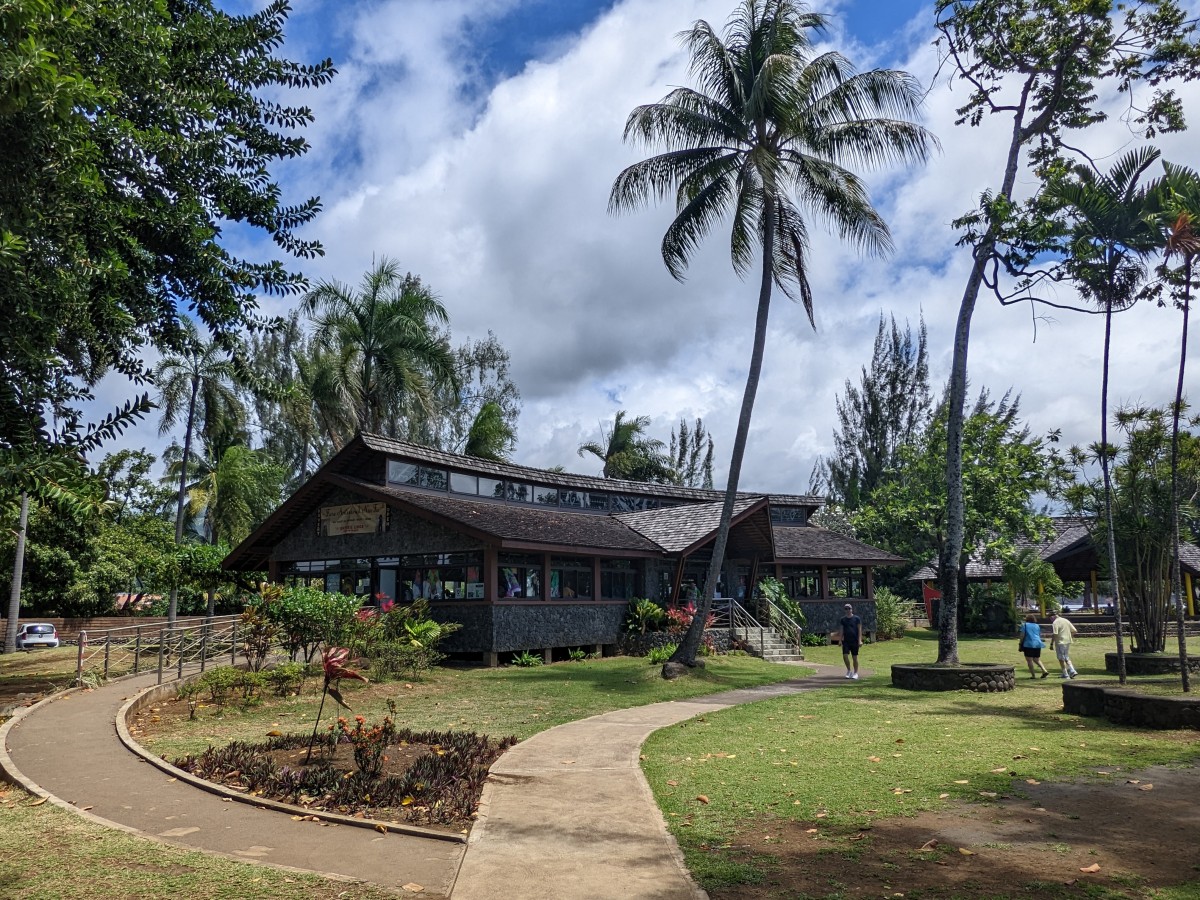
(119, 678, 469, 844)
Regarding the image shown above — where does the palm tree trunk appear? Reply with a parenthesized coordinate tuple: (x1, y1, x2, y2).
(1169, 259, 1191, 692)
(3, 493, 30, 654)
(169, 375, 200, 627)
(670, 202, 777, 668)
(1100, 297, 1128, 683)
(940, 84, 1031, 665)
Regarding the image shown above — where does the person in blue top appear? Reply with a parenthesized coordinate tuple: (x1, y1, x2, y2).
(1017, 611, 1050, 678)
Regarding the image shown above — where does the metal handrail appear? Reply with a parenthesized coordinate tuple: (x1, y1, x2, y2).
(706, 598, 798, 658)
(75, 614, 242, 686)
(759, 596, 804, 653)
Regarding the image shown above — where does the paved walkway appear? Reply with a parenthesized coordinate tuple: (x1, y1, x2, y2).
(2, 663, 861, 899)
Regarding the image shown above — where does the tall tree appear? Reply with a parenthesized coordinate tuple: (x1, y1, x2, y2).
(609, 0, 934, 667)
(154, 325, 243, 625)
(811, 313, 931, 509)
(0, 0, 332, 463)
(421, 331, 522, 455)
(578, 411, 674, 482)
(931, 0, 1199, 665)
(669, 418, 716, 488)
(164, 442, 284, 547)
(1151, 161, 1200, 691)
(302, 258, 459, 442)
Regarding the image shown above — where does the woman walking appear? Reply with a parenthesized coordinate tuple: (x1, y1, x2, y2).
(1018, 612, 1050, 679)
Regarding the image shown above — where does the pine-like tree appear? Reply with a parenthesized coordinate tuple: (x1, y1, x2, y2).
(811, 314, 931, 509)
(669, 418, 716, 488)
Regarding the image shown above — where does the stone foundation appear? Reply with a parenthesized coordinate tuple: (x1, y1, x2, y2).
(1104, 652, 1200, 676)
(891, 662, 1016, 693)
(1062, 680, 1200, 730)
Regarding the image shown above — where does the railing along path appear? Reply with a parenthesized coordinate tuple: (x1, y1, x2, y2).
(74, 615, 241, 686)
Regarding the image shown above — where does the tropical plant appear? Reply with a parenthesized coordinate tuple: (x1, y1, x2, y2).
(625, 597, 667, 634)
(872, 587, 916, 641)
(164, 442, 284, 547)
(510, 650, 544, 667)
(305, 646, 369, 763)
(154, 323, 243, 624)
(931, 0, 1200, 666)
(464, 401, 516, 461)
(609, 0, 933, 667)
(646, 643, 678, 665)
(578, 411, 674, 482)
(302, 258, 459, 441)
(1148, 161, 1200, 691)
(1002, 547, 1064, 611)
(758, 576, 805, 627)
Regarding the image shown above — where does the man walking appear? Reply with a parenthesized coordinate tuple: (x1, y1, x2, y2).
(1049, 610, 1079, 679)
(840, 602, 863, 680)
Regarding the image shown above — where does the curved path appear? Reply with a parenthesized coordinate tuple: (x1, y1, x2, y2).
(2, 662, 861, 899)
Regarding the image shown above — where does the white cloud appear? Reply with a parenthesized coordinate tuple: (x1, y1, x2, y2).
(105, 0, 1200, 496)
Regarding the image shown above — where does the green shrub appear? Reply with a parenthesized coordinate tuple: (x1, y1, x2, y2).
(195, 666, 243, 707)
(266, 586, 362, 663)
(646, 643, 677, 665)
(264, 661, 306, 696)
(625, 597, 666, 634)
(368, 639, 443, 681)
(801, 631, 826, 647)
(759, 577, 806, 626)
(511, 650, 543, 667)
(873, 587, 918, 641)
(567, 648, 587, 662)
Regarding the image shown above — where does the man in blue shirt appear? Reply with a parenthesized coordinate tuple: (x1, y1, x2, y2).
(840, 602, 863, 679)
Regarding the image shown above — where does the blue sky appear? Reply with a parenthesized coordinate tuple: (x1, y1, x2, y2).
(110, 0, 1199, 494)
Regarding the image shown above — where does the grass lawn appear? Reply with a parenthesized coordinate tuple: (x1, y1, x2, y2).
(135, 653, 808, 759)
(0, 783, 397, 900)
(641, 630, 1200, 896)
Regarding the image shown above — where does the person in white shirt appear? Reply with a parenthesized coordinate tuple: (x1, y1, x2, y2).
(1049, 611, 1079, 679)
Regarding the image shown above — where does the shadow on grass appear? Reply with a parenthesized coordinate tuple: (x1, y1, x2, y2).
(474, 657, 802, 697)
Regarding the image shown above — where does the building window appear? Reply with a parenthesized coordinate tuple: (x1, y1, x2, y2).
(449, 472, 477, 495)
(550, 556, 593, 599)
(479, 477, 504, 499)
(499, 553, 543, 599)
(600, 558, 637, 600)
(396, 552, 485, 601)
(828, 567, 865, 599)
(770, 506, 810, 525)
(387, 460, 448, 490)
(532, 485, 558, 506)
(779, 566, 821, 599)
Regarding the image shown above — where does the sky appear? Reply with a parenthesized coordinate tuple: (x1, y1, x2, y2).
(103, 0, 1200, 496)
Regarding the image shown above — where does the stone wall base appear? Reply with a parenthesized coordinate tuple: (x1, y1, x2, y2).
(891, 662, 1016, 693)
(1063, 681, 1200, 730)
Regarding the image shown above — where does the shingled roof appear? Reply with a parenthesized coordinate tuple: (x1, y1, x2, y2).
(329, 475, 663, 554)
(616, 499, 767, 554)
(772, 527, 904, 565)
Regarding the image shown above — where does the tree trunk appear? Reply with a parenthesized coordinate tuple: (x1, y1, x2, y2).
(1100, 297, 1128, 682)
(3, 493, 30, 654)
(1169, 260, 1191, 692)
(939, 85, 1030, 665)
(669, 201, 777, 669)
(169, 374, 201, 627)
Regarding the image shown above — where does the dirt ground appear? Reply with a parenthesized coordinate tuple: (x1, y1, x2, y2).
(710, 760, 1200, 899)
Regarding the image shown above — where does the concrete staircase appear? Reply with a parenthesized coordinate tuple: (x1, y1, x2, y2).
(732, 626, 804, 663)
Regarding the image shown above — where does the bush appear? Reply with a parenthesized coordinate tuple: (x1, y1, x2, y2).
(266, 586, 362, 663)
(567, 648, 587, 662)
(646, 643, 677, 665)
(264, 661, 306, 696)
(511, 650, 543, 667)
(759, 577, 806, 627)
(873, 587, 918, 641)
(801, 631, 826, 647)
(625, 597, 666, 634)
(368, 639, 442, 681)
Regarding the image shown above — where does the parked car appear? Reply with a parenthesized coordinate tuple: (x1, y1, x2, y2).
(13, 623, 60, 650)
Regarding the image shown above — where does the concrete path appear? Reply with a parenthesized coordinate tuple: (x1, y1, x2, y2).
(452, 665, 858, 900)
(2, 662, 862, 899)
(1, 671, 465, 896)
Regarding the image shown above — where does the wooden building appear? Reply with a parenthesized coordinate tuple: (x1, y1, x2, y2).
(223, 433, 902, 661)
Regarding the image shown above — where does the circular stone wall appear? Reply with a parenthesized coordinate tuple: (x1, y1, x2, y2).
(1104, 652, 1200, 676)
(891, 662, 1016, 692)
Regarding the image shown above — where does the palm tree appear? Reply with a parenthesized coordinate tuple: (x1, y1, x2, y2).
(154, 323, 242, 625)
(578, 410, 674, 482)
(165, 441, 285, 547)
(302, 258, 459, 441)
(1150, 160, 1200, 692)
(1044, 147, 1162, 682)
(609, 0, 934, 666)
(464, 401, 516, 462)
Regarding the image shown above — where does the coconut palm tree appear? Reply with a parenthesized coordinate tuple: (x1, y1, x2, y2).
(1043, 147, 1163, 682)
(302, 258, 459, 441)
(609, 0, 934, 666)
(154, 323, 242, 624)
(1150, 160, 1200, 692)
(464, 401, 516, 462)
(578, 410, 674, 482)
(165, 441, 285, 547)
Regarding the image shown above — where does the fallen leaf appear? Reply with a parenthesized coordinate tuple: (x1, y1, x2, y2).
(868, 756, 882, 763)
(696, 795, 710, 804)
(401, 883, 424, 893)
(1137, 784, 1154, 791)
(667, 780, 679, 787)
(979, 792, 998, 799)
(816, 812, 827, 818)
(938, 793, 949, 799)
(221, 798, 232, 803)
(919, 839, 939, 852)
(166, 777, 177, 783)
(80, 805, 93, 811)
(291, 816, 302, 821)
(1026, 779, 1040, 785)
(991, 767, 1008, 773)
(958, 848, 975, 856)
(1080, 863, 1101, 873)
(805, 828, 819, 834)
(850, 832, 868, 841)
(895, 738, 905, 744)
(375, 824, 388, 834)
(266, 730, 282, 737)
(953, 780, 969, 784)
(1012, 754, 1027, 760)
(27, 797, 47, 807)
(1127, 779, 1141, 785)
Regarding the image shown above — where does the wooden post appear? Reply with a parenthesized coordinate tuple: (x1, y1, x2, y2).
(1037, 582, 1045, 616)
(1186, 572, 1195, 616)
(1090, 570, 1099, 614)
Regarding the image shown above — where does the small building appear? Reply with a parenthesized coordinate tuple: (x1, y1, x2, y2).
(223, 433, 902, 662)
